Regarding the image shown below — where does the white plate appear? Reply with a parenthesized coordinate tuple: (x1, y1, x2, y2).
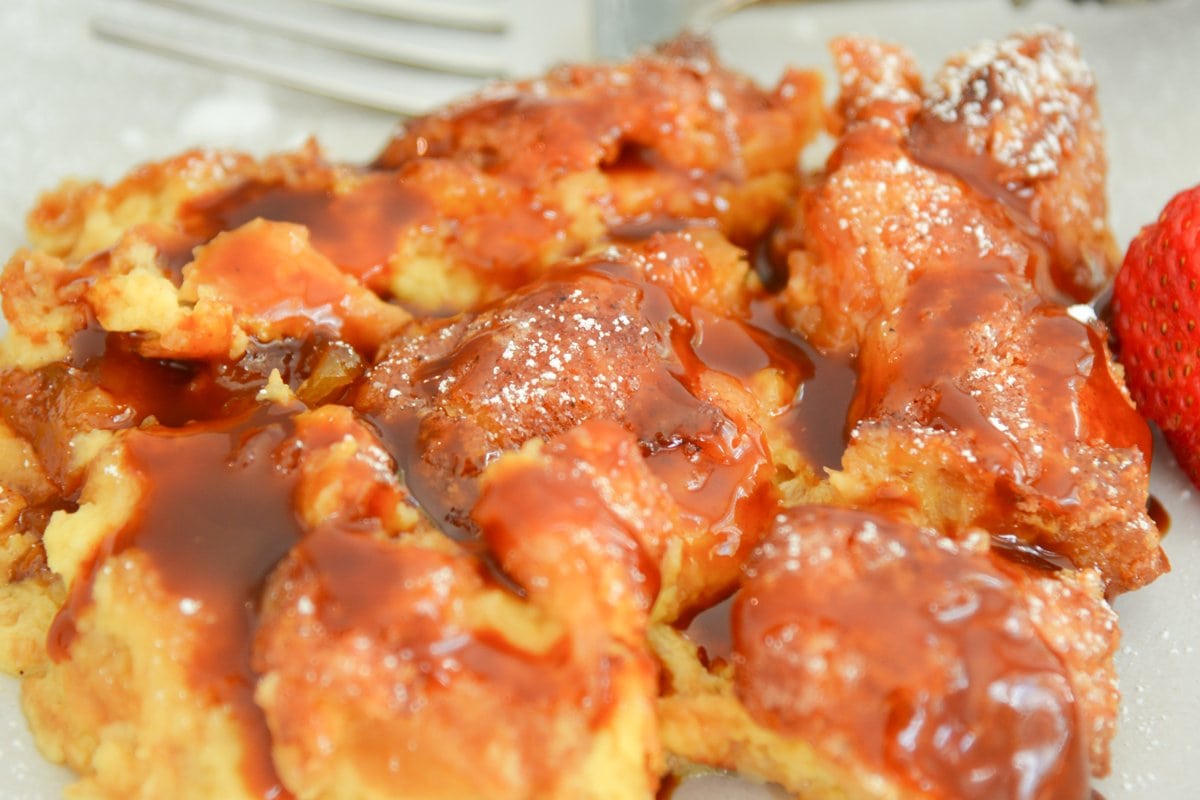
(1, 1, 1198, 798)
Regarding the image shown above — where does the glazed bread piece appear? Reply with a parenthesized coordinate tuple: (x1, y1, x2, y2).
(19, 405, 414, 799)
(25, 39, 823, 315)
(356, 230, 809, 620)
(655, 506, 1119, 800)
(781, 28, 1115, 354)
(777, 29, 1165, 593)
(253, 420, 666, 800)
(17, 401, 657, 800)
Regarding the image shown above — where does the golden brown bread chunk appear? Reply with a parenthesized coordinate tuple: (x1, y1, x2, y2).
(656, 506, 1118, 800)
(781, 28, 1115, 354)
(373, 36, 824, 250)
(777, 29, 1166, 593)
(839, 270, 1165, 593)
(254, 422, 664, 800)
(356, 231, 807, 618)
(24, 39, 822, 317)
(22, 405, 361, 799)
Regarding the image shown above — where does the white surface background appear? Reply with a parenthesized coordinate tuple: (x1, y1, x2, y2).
(1, 1, 1198, 798)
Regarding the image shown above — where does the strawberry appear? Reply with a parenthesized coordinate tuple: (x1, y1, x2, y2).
(1112, 183, 1200, 487)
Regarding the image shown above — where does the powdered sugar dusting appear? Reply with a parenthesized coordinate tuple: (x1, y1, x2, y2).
(832, 36, 921, 128)
(924, 27, 1094, 180)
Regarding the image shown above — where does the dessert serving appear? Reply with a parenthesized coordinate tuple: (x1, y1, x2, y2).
(0, 24, 1170, 800)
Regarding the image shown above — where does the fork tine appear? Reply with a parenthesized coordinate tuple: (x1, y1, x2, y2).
(91, 10, 487, 116)
(143, 0, 511, 76)
(309, 0, 509, 31)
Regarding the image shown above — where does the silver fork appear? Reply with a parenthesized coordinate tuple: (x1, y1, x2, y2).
(91, 0, 747, 116)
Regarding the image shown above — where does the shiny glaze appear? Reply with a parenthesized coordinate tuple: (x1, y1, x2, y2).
(260, 527, 572, 707)
(49, 404, 307, 798)
(735, 507, 1087, 799)
(907, 113, 1061, 300)
(1147, 496, 1171, 536)
(357, 242, 798, 555)
(749, 297, 858, 471)
(989, 532, 1077, 573)
(67, 318, 360, 426)
(852, 263, 1149, 515)
(181, 171, 431, 283)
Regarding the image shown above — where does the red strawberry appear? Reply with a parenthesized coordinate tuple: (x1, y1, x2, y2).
(1112, 183, 1200, 487)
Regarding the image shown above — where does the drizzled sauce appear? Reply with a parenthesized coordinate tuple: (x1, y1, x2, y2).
(68, 320, 356, 426)
(5, 521, 54, 582)
(990, 532, 1077, 573)
(907, 72, 1073, 305)
(852, 264, 1148, 511)
(1147, 496, 1171, 536)
(271, 528, 567, 706)
(359, 251, 790, 553)
(735, 507, 1088, 799)
(655, 774, 683, 800)
(70, 325, 241, 426)
(749, 298, 858, 471)
(908, 112, 1060, 286)
(49, 404, 306, 799)
(181, 172, 431, 281)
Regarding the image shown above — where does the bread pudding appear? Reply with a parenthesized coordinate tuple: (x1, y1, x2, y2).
(0, 29, 1166, 800)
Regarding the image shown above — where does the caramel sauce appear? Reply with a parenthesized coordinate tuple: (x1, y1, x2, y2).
(753, 233, 789, 294)
(49, 404, 305, 798)
(608, 215, 700, 243)
(1147, 495, 1171, 536)
(750, 298, 858, 471)
(655, 773, 683, 799)
(66, 312, 364, 427)
(784, 345, 858, 471)
(691, 302, 808, 386)
(852, 264, 1148, 512)
(277, 528, 566, 703)
(0, 367, 123, 492)
(13, 499, 76, 540)
(989, 532, 1077, 573)
(71, 328, 239, 426)
(181, 172, 431, 282)
(127, 226, 205, 285)
(735, 507, 1088, 799)
(359, 253, 788, 554)
(5, 530, 53, 583)
(908, 99, 1065, 305)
